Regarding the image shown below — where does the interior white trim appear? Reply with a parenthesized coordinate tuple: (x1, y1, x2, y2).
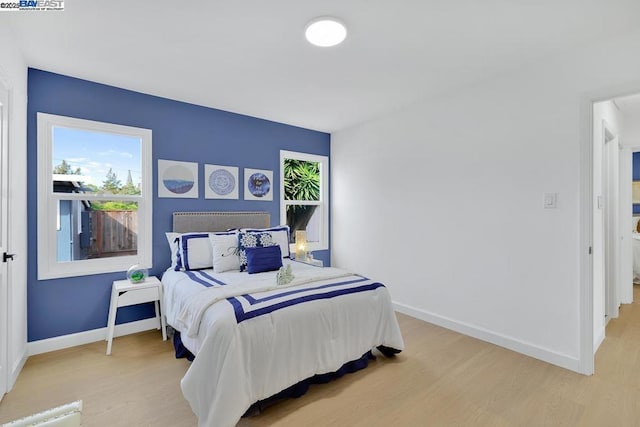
(36, 113, 153, 280)
(593, 326, 605, 353)
(580, 97, 595, 375)
(0, 74, 10, 398)
(394, 302, 581, 373)
(602, 122, 620, 320)
(27, 318, 160, 356)
(9, 347, 26, 390)
(279, 150, 329, 252)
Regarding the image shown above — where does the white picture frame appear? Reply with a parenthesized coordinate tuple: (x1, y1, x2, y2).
(244, 168, 273, 201)
(158, 159, 198, 198)
(205, 164, 239, 199)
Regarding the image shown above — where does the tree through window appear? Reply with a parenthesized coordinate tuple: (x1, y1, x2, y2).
(280, 150, 328, 252)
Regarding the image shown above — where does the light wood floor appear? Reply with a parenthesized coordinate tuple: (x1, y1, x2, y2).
(2, 289, 640, 426)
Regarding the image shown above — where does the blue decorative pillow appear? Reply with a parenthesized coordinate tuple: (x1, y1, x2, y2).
(238, 232, 276, 272)
(245, 245, 283, 274)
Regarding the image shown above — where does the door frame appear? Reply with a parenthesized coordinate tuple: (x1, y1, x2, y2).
(0, 73, 9, 399)
(602, 127, 620, 320)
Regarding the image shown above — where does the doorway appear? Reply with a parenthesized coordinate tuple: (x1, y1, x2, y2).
(592, 95, 640, 359)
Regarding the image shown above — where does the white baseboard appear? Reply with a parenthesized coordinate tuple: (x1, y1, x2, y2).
(28, 318, 161, 356)
(393, 301, 582, 374)
(593, 326, 605, 353)
(9, 347, 27, 391)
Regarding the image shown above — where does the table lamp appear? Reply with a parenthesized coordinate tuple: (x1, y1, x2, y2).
(295, 230, 307, 260)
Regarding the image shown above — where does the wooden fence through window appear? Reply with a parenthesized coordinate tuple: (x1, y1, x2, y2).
(88, 210, 138, 258)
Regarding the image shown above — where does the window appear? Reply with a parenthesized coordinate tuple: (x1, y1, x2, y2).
(37, 113, 152, 279)
(280, 150, 329, 252)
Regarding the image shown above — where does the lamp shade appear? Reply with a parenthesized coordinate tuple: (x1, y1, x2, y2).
(295, 230, 307, 260)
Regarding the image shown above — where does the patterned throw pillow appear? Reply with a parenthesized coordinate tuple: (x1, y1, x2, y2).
(241, 225, 291, 258)
(238, 232, 277, 272)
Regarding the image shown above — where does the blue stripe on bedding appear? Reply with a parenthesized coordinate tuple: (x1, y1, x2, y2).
(228, 282, 385, 323)
(184, 271, 228, 288)
(198, 271, 228, 286)
(241, 277, 369, 305)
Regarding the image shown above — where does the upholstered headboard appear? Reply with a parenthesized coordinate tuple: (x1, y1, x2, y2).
(172, 211, 270, 233)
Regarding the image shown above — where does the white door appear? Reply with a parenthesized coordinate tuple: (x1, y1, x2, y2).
(604, 134, 620, 319)
(0, 79, 9, 400)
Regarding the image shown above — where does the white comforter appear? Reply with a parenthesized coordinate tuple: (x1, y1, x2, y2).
(162, 260, 404, 427)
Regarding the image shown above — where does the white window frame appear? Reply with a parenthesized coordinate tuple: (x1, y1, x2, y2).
(280, 150, 329, 252)
(37, 113, 153, 280)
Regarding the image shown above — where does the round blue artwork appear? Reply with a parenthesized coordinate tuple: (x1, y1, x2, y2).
(247, 172, 271, 197)
(209, 169, 236, 196)
(162, 165, 195, 194)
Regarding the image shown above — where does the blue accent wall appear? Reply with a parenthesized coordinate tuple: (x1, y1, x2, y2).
(27, 69, 331, 342)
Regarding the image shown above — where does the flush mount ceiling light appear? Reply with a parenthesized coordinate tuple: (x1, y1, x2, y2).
(305, 17, 347, 47)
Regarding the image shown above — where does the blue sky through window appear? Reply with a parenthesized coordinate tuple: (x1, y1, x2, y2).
(53, 126, 142, 188)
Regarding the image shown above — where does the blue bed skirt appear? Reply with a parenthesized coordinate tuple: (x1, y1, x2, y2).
(172, 330, 400, 416)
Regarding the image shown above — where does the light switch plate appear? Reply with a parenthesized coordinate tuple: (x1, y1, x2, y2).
(544, 192, 557, 209)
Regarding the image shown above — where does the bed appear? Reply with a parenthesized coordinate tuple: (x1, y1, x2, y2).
(162, 212, 404, 427)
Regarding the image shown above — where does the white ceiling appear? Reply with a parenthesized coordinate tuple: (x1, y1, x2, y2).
(3, 0, 640, 132)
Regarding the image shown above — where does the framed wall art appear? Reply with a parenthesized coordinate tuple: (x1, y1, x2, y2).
(205, 164, 239, 199)
(158, 159, 198, 198)
(244, 168, 273, 201)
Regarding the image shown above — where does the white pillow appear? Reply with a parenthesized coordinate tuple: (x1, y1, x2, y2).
(175, 231, 236, 271)
(210, 233, 241, 272)
(178, 233, 212, 270)
(165, 232, 180, 270)
(241, 225, 291, 258)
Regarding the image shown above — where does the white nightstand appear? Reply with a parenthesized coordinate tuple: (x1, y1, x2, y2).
(106, 276, 167, 355)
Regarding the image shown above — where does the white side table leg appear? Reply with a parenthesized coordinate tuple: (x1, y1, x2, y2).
(154, 300, 160, 330)
(105, 288, 118, 355)
(158, 284, 167, 341)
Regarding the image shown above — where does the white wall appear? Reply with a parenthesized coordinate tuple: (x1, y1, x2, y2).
(331, 28, 640, 372)
(623, 120, 640, 146)
(0, 23, 28, 389)
(592, 100, 623, 352)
